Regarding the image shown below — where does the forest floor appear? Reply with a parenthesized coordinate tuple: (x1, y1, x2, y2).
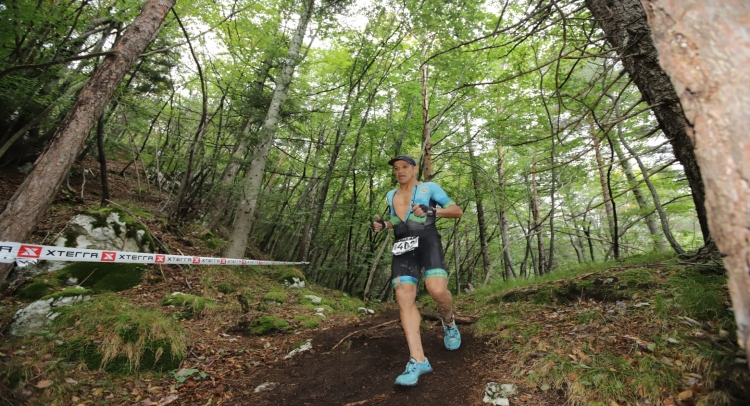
(1, 157, 749, 406)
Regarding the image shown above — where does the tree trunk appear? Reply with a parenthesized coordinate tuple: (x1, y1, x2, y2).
(467, 124, 490, 281)
(497, 143, 515, 278)
(531, 152, 547, 275)
(420, 44, 432, 181)
(618, 121, 684, 254)
(96, 115, 110, 207)
(591, 120, 616, 248)
(611, 118, 668, 251)
(584, 0, 711, 247)
(641, 0, 750, 365)
(224, 0, 314, 259)
(0, 0, 175, 285)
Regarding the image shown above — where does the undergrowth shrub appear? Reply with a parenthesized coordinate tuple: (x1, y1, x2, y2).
(162, 293, 215, 317)
(53, 293, 187, 374)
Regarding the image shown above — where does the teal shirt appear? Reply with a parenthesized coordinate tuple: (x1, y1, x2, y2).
(385, 182, 456, 227)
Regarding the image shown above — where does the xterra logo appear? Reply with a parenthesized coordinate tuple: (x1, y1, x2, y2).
(101, 251, 117, 262)
(17, 245, 42, 258)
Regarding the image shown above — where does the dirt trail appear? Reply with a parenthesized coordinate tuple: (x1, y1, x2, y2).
(223, 310, 495, 406)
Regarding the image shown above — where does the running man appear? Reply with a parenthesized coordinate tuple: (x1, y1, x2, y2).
(371, 155, 463, 386)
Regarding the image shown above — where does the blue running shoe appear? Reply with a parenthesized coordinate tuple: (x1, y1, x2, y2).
(443, 318, 461, 350)
(394, 357, 433, 386)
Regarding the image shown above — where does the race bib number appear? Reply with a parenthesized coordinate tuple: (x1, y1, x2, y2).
(392, 236, 419, 256)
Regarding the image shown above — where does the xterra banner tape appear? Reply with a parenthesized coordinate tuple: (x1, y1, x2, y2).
(0, 242, 309, 266)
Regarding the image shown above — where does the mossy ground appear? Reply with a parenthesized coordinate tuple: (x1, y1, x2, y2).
(466, 255, 749, 406)
(248, 315, 291, 335)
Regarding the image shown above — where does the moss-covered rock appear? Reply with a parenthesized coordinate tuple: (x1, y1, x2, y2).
(41, 287, 92, 300)
(55, 262, 146, 293)
(18, 280, 55, 301)
(59, 207, 155, 253)
(248, 315, 290, 335)
(274, 268, 307, 286)
(263, 290, 288, 304)
(293, 314, 320, 330)
(327, 295, 364, 312)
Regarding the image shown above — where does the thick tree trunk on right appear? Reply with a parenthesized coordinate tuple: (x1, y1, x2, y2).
(585, 0, 711, 246)
(640, 0, 750, 367)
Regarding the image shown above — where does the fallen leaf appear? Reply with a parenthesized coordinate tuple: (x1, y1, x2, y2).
(92, 387, 103, 397)
(35, 380, 53, 389)
(610, 400, 620, 406)
(662, 397, 677, 406)
(677, 389, 693, 400)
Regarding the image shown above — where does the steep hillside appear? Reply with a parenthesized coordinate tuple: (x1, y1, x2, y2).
(1, 158, 748, 406)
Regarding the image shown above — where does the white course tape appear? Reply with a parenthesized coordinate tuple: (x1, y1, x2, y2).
(0, 242, 308, 266)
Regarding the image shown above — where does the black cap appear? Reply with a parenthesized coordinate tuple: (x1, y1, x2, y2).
(388, 155, 417, 166)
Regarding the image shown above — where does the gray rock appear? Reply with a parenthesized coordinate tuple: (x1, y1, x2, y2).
(283, 277, 306, 289)
(254, 382, 279, 393)
(483, 382, 516, 405)
(304, 295, 322, 304)
(357, 307, 375, 315)
(10, 294, 91, 336)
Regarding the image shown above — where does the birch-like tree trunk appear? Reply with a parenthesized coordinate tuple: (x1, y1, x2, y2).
(224, 0, 314, 259)
(640, 0, 750, 364)
(590, 121, 615, 247)
(468, 141, 490, 283)
(531, 151, 547, 275)
(497, 143, 515, 278)
(0, 0, 176, 285)
(420, 44, 432, 181)
(611, 125, 668, 252)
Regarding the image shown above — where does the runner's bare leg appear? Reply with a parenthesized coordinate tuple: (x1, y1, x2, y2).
(425, 277, 454, 323)
(395, 284, 425, 361)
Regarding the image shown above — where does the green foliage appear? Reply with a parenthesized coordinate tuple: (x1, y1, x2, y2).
(171, 367, 208, 384)
(248, 315, 290, 335)
(55, 262, 146, 293)
(52, 293, 187, 374)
